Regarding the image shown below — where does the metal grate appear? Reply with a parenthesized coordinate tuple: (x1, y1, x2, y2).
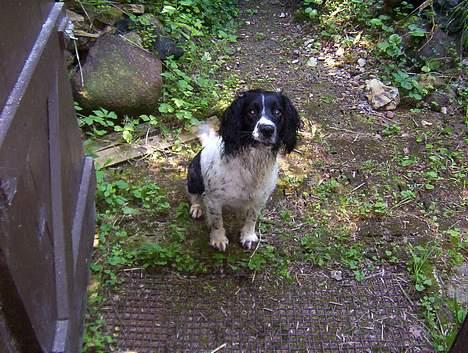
(103, 269, 428, 352)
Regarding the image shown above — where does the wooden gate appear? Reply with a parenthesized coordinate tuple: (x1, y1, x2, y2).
(0, 1, 95, 352)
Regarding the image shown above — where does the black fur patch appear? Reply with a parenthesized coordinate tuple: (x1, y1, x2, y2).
(187, 151, 204, 194)
(219, 89, 300, 156)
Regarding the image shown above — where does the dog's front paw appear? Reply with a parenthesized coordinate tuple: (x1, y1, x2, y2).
(190, 204, 203, 219)
(209, 229, 229, 251)
(240, 231, 259, 250)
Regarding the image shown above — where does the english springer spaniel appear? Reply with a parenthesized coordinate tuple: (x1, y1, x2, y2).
(187, 89, 300, 251)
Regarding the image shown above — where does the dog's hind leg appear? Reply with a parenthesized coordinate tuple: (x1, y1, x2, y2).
(240, 206, 260, 250)
(189, 193, 204, 219)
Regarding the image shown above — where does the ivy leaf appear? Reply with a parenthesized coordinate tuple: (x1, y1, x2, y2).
(158, 103, 175, 113)
(172, 98, 186, 108)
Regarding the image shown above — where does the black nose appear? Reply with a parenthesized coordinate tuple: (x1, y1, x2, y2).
(259, 124, 275, 138)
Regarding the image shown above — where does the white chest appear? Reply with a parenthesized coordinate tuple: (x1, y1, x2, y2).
(201, 140, 278, 208)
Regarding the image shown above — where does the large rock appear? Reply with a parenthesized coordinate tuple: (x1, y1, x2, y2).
(72, 34, 162, 115)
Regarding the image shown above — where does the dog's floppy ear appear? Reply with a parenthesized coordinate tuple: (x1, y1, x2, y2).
(280, 94, 300, 154)
(219, 93, 246, 155)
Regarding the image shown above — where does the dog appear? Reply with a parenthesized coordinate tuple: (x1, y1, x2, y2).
(187, 89, 300, 251)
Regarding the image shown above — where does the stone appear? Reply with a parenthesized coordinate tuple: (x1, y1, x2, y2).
(330, 270, 343, 281)
(306, 57, 318, 67)
(426, 91, 451, 112)
(115, 18, 132, 34)
(418, 29, 457, 68)
(72, 34, 162, 115)
(122, 31, 143, 48)
(365, 79, 400, 111)
(357, 58, 366, 67)
(153, 36, 184, 60)
(122, 4, 145, 14)
(66, 9, 85, 25)
(94, 6, 124, 26)
(447, 263, 468, 306)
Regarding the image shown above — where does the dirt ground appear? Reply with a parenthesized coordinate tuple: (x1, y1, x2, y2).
(102, 0, 466, 351)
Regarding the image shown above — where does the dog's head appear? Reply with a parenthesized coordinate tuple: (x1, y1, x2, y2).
(220, 89, 300, 156)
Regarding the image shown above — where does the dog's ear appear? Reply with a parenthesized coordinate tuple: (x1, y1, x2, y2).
(280, 94, 300, 154)
(219, 93, 245, 155)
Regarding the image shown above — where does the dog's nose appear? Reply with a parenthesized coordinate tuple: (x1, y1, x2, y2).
(259, 124, 275, 138)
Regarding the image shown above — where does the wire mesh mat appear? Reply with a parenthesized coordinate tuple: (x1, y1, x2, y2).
(103, 269, 429, 352)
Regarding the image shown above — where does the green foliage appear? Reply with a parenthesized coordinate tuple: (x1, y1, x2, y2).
(300, 232, 332, 267)
(445, 228, 466, 266)
(315, 178, 341, 198)
(407, 24, 426, 38)
(158, 57, 219, 124)
(128, 13, 158, 48)
(299, 0, 464, 101)
(133, 225, 205, 272)
(301, 0, 380, 36)
(248, 245, 277, 272)
(96, 169, 170, 215)
(77, 107, 118, 137)
(77, 105, 159, 143)
(392, 70, 428, 100)
(248, 245, 292, 280)
(407, 244, 435, 292)
(420, 295, 467, 352)
(382, 123, 401, 137)
(157, 0, 238, 40)
(148, 0, 239, 125)
(377, 33, 403, 58)
(369, 15, 394, 32)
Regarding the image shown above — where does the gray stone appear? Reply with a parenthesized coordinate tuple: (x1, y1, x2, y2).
(72, 34, 162, 115)
(93, 6, 124, 26)
(447, 263, 468, 306)
(122, 4, 145, 15)
(365, 79, 400, 111)
(122, 31, 143, 48)
(426, 91, 451, 112)
(153, 36, 184, 60)
(418, 29, 457, 63)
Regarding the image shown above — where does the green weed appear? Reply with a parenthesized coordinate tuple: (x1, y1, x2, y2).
(407, 244, 435, 292)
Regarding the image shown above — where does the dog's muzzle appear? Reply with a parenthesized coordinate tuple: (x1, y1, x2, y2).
(253, 120, 276, 145)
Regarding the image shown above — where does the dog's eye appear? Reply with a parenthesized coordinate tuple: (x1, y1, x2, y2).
(248, 109, 257, 116)
(273, 109, 282, 117)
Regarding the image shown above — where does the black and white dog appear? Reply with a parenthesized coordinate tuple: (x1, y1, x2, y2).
(187, 89, 300, 251)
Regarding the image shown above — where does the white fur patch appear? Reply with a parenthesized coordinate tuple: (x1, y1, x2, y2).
(200, 139, 278, 210)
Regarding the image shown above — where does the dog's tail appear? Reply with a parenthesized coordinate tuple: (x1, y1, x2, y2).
(195, 118, 219, 147)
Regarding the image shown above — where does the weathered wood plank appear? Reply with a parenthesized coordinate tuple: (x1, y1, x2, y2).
(95, 116, 218, 167)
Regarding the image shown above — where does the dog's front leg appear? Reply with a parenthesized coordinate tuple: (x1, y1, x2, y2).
(240, 207, 260, 250)
(205, 199, 228, 251)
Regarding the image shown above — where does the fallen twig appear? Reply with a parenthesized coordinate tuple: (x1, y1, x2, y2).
(210, 343, 227, 353)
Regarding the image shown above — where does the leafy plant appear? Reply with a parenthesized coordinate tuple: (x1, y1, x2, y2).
(407, 244, 435, 292)
(300, 233, 332, 267)
(378, 34, 403, 58)
(391, 70, 427, 100)
(78, 108, 118, 137)
(407, 24, 426, 38)
(77, 104, 159, 143)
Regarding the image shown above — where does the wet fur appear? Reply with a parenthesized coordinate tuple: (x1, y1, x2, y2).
(187, 89, 300, 251)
